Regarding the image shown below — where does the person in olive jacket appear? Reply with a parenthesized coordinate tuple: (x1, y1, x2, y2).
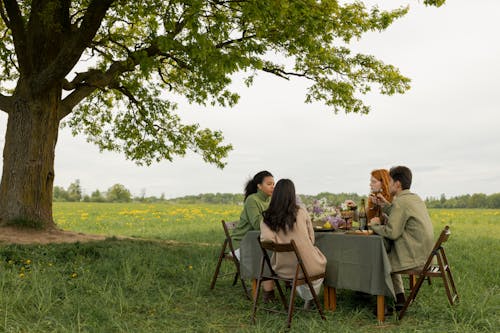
(369, 166, 434, 310)
(231, 170, 275, 251)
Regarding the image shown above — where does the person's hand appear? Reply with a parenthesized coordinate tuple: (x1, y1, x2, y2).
(374, 193, 390, 207)
(369, 217, 380, 226)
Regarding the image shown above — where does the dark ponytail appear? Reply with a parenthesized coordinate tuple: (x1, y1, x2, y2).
(244, 170, 273, 200)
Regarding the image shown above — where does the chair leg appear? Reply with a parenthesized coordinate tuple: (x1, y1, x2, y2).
(251, 277, 263, 324)
(441, 250, 459, 304)
(210, 240, 228, 289)
(287, 280, 298, 329)
(305, 279, 326, 320)
(398, 273, 427, 320)
(436, 250, 456, 306)
(274, 280, 288, 309)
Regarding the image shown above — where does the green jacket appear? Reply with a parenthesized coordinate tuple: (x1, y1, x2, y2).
(371, 190, 434, 272)
(231, 190, 270, 248)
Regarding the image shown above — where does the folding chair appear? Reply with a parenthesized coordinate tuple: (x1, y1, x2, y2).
(398, 225, 459, 320)
(251, 238, 326, 329)
(210, 220, 250, 299)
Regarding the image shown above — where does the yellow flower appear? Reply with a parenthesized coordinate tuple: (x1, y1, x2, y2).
(71, 272, 78, 278)
(25, 259, 31, 265)
(188, 265, 193, 270)
(19, 273, 25, 278)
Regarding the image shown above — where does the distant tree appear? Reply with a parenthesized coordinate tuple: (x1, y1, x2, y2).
(106, 184, 131, 202)
(53, 186, 69, 202)
(66, 180, 82, 202)
(90, 189, 106, 203)
(487, 193, 500, 208)
(0, 0, 446, 229)
(469, 193, 488, 208)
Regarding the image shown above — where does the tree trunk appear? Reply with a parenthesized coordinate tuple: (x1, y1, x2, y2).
(0, 86, 60, 229)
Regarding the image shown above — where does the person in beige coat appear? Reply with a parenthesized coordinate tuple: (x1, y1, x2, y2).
(260, 179, 327, 308)
(369, 166, 434, 310)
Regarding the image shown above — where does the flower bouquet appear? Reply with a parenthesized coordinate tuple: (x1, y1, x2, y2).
(308, 198, 341, 229)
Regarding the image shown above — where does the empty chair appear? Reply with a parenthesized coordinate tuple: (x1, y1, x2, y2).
(210, 220, 250, 299)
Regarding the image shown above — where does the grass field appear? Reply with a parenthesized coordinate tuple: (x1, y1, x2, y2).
(1, 203, 499, 332)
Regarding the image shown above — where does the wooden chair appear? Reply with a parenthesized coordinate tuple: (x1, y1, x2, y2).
(251, 238, 326, 329)
(209, 220, 250, 299)
(398, 225, 459, 320)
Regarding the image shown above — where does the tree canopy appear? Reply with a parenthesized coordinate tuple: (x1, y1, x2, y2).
(0, 0, 445, 167)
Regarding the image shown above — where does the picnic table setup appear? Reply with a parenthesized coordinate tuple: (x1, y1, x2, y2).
(239, 228, 395, 322)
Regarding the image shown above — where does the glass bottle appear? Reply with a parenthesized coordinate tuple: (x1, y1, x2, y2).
(358, 199, 367, 230)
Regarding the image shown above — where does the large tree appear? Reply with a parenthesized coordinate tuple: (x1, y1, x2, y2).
(0, 0, 444, 229)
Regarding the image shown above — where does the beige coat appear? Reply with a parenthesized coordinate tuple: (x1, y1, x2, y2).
(260, 207, 327, 279)
(371, 190, 434, 272)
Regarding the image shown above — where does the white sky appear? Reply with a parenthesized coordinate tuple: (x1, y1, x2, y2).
(1, 0, 499, 199)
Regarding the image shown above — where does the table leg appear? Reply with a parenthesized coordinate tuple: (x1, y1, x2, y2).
(323, 286, 337, 311)
(329, 287, 337, 311)
(252, 279, 257, 300)
(377, 295, 385, 323)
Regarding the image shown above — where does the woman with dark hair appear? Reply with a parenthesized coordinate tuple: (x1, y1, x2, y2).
(368, 169, 393, 222)
(260, 179, 326, 308)
(231, 170, 274, 253)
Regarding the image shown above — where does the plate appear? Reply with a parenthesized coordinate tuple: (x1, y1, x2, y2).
(344, 230, 374, 236)
(313, 227, 336, 232)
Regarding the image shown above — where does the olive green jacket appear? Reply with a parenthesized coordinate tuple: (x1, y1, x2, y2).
(371, 190, 434, 272)
(230, 190, 270, 248)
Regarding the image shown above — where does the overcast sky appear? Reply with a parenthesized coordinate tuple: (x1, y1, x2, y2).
(1, 0, 499, 199)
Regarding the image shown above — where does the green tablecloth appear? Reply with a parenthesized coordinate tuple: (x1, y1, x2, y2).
(240, 230, 395, 298)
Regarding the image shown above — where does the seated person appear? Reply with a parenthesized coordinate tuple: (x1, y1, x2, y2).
(369, 166, 434, 310)
(260, 179, 327, 308)
(367, 169, 393, 222)
(231, 170, 275, 258)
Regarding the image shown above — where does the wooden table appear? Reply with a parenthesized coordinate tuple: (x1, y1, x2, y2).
(239, 230, 395, 322)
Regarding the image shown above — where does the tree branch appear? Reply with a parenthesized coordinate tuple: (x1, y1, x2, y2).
(0, 93, 13, 113)
(215, 33, 256, 49)
(59, 59, 133, 120)
(2, 0, 29, 71)
(261, 67, 313, 80)
(0, 1, 10, 28)
(32, 0, 115, 95)
(59, 38, 182, 119)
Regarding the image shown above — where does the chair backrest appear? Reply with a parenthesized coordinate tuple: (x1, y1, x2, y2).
(222, 220, 238, 238)
(222, 220, 239, 258)
(259, 239, 312, 280)
(420, 225, 451, 273)
(430, 225, 451, 254)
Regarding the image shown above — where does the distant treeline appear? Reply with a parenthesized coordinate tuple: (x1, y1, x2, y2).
(53, 180, 500, 208)
(424, 193, 500, 209)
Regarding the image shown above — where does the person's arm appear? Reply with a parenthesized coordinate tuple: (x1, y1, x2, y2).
(246, 196, 263, 230)
(370, 201, 406, 240)
(303, 209, 315, 244)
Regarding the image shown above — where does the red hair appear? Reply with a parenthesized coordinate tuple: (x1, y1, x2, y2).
(367, 169, 393, 220)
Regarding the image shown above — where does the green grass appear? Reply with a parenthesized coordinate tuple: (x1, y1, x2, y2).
(0, 204, 499, 332)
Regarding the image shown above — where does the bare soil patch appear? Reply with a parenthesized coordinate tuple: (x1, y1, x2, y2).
(0, 226, 108, 245)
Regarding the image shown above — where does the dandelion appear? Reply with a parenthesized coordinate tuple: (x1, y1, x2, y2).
(19, 273, 25, 278)
(71, 272, 78, 278)
(188, 265, 193, 270)
(25, 259, 31, 265)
